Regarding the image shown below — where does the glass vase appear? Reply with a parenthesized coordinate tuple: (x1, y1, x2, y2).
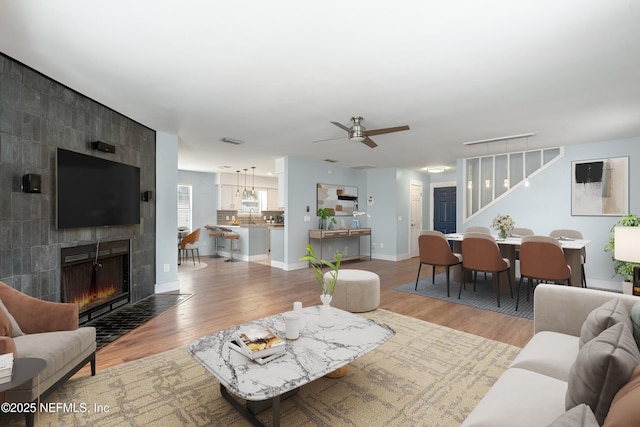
(319, 294, 334, 327)
(499, 229, 508, 239)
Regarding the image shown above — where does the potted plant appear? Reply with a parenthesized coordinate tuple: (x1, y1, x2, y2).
(604, 214, 640, 289)
(317, 208, 336, 230)
(491, 214, 515, 239)
(300, 243, 341, 327)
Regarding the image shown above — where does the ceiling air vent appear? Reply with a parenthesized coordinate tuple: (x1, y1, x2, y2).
(220, 138, 244, 145)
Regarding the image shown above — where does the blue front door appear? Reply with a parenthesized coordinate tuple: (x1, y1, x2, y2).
(433, 186, 456, 234)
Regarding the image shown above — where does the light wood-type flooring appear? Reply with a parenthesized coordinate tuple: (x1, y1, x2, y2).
(79, 256, 533, 375)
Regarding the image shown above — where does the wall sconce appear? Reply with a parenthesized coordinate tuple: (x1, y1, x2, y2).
(485, 179, 491, 188)
(142, 190, 153, 202)
(467, 180, 473, 189)
(503, 178, 509, 188)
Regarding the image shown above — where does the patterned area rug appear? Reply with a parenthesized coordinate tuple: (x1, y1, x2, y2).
(395, 272, 534, 319)
(0, 310, 521, 427)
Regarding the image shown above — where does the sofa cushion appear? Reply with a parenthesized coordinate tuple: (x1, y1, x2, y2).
(549, 404, 599, 427)
(509, 331, 579, 382)
(12, 327, 96, 385)
(566, 322, 640, 425)
(0, 299, 23, 337)
(604, 364, 640, 426)
(0, 301, 12, 337)
(461, 368, 567, 427)
(630, 301, 640, 349)
(579, 299, 631, 349)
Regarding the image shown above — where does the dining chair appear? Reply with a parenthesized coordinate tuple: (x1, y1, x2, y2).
(459, 232, 513, 307)
(464, 226, 491, 280)
(549, 229, 587, 288)
(415, 231, 462, 297)
(179, 228, 202, 266)
(465, 226, 491, 234)
(517, 235, 571, 310)
(511, 228, 535, 261)
(510, 227, 534, 237)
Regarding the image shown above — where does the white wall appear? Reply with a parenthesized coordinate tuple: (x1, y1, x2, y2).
(457, 137, 640, 285)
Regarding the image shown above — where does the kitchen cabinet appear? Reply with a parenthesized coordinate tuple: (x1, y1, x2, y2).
(267, 188, 279, 209)
(220, 185, 241, 210)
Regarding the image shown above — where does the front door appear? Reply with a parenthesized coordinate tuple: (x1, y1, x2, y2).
(433, 186, 456, 234)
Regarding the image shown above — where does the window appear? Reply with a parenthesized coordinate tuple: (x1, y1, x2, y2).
(177, 185, 192, 230)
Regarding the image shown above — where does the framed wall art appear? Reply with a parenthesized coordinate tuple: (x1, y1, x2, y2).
(316, 183, 358, 216)
(571, 156, 629, 216)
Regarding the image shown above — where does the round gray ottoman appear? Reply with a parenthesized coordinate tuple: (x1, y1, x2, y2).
(324, 269, 380, 312)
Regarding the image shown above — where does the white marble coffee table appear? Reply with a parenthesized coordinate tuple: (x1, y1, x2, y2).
(188, 305, 395, 427)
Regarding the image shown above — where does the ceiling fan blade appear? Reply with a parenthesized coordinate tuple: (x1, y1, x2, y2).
(330, 121, 350, 132)
(312, 136, 345, 143)
(362, 137, 378, 148)
(365, 125, 410, 137)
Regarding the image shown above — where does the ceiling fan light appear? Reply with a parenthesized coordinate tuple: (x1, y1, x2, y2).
(349, 127, 366, 142)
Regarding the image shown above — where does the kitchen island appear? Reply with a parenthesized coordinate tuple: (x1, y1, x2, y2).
(218, 224, 283, 263)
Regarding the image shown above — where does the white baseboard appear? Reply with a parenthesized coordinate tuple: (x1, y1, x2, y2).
(155, 280, 180, 293)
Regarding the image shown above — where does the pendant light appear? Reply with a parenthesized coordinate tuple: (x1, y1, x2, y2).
(251, 166, 256, 198)
(235, 170, 241, 197)
(242, 169, 248, 198)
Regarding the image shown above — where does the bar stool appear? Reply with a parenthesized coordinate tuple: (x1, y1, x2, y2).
(223, 232, 240, 262)
(205, 225, 224, 258)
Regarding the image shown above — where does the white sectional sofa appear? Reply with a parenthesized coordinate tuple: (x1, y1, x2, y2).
(461, 284, 640, 426)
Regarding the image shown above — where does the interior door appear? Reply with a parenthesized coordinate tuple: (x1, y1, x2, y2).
(433, 186, 456, 234)
(409, 180, 423, 257)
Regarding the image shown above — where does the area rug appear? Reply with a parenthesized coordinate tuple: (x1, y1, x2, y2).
(395, 272, 534, 319)
(178, 261, 208, 272)
(1, 309, 521, 427)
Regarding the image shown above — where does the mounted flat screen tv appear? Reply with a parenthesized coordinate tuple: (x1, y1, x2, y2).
(56, 148, 141, 228)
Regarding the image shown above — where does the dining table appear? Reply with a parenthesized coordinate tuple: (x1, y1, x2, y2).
(445, 233, 591, 294)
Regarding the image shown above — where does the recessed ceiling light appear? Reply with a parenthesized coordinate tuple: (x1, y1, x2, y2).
(424, 166, 446, 173)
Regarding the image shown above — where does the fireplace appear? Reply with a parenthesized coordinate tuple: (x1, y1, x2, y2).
(61, 240, 131, 324)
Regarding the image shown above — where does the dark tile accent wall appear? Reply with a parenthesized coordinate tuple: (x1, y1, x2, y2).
(0, 53, 156, 304)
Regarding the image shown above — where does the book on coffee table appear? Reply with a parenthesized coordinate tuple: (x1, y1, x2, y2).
(0, 353, 14, 384)
(233, 325, 285, 361)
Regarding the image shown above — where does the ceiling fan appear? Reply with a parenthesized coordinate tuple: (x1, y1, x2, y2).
(313, 116, 410, 148)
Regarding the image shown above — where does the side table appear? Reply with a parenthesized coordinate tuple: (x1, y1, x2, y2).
(0, 358, 47, 427)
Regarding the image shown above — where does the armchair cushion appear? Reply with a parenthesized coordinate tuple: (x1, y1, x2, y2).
(579, 299, 631, 349)
(0, 299, 22, 337)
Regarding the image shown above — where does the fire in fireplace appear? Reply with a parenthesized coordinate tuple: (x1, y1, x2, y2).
(61, 240, 131, 323)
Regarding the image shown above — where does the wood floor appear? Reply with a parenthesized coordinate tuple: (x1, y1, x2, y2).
(79, 256, 533, 375)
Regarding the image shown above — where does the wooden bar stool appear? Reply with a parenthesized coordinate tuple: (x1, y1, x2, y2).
(223, 232, 240, 262)
(205, 225, 224, 258)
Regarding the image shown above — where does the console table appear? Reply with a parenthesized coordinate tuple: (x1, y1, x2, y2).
(308, 228, 372, 262)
